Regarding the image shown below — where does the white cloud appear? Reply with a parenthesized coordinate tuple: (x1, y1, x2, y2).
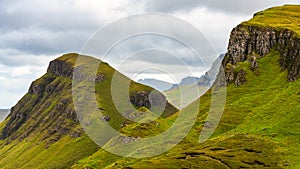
(142, 0, 300, 14)
(11, 66, 31, 77)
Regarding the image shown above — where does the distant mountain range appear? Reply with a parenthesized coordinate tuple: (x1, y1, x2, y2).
(139, 54, 225, 93)
(137, 78, 173, 91)
(169, 53, 225, 90)
(0, 109, 10, 122)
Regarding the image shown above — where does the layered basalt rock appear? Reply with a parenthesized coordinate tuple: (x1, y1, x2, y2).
(223, 24, 300, 84)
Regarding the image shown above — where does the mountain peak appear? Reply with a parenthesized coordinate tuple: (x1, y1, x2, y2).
(1, 53, 177, 144)
(47, 53, 78, 78)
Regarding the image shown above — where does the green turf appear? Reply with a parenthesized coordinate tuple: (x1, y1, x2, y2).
(243, 5, 300, 37)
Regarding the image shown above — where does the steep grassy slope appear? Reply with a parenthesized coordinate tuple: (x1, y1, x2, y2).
(0, 53, 177, 169)
(72, 51, 299, 169)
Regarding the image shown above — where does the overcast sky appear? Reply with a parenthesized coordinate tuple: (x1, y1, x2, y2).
(0, 0, 299, 108)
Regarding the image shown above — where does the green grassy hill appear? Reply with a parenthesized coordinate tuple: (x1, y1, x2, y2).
(0, 4, 299, 169)
(0, 53, 177, 169)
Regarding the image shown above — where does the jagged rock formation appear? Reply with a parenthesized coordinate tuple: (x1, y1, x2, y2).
(224, 22, 300, 84)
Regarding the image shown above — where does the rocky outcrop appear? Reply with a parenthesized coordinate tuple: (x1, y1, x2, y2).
(129, 91, 175, 118)
(28, 76, 56, 96)
(47, 59, 105, 83)
(130, 91, 151, 108)
(224, 24, 300, 83)
(225, 63, 247, 86)
(130, 91, 168, 110)
(234, 69, 247, 86)
(0, 106, 28, 140)
(47, 60, 74, 78)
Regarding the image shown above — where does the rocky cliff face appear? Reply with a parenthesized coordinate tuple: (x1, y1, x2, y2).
(224, 24, 300, 84)
(47, 59, 74, 78)
(1, 60, 80, 142)
(47, 58, 105, 83)
(0, 55, 92, 142)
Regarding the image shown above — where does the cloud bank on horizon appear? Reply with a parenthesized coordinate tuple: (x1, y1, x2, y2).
(0, 0, 299, 108)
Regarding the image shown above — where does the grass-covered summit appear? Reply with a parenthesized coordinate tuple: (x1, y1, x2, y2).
(243, 5, 300, 37)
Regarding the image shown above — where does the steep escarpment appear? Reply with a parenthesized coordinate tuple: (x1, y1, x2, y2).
(0, 53, 178, 168)
(0, 53, 177, 143)
(224, 5, 300, 84)
(1, 56, 79, 142)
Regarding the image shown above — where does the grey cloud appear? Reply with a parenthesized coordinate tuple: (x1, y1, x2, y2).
(0, 0, 100, 31)
(0, 28, 91, 55)
(124, 49, 204, 67)
(198, 0, 300, 15)
(0, 0, 120, 65)
(0, 49, 56, 67)
(144, 0, 201, 12)
(82, 14, 219, 70)
(143, 0, 300, 14)
(105, 34, 212, 68)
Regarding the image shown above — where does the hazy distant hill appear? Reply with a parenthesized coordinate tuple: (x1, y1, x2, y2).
(138, 78, 174, 91)
(0, 109, 9, 122)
